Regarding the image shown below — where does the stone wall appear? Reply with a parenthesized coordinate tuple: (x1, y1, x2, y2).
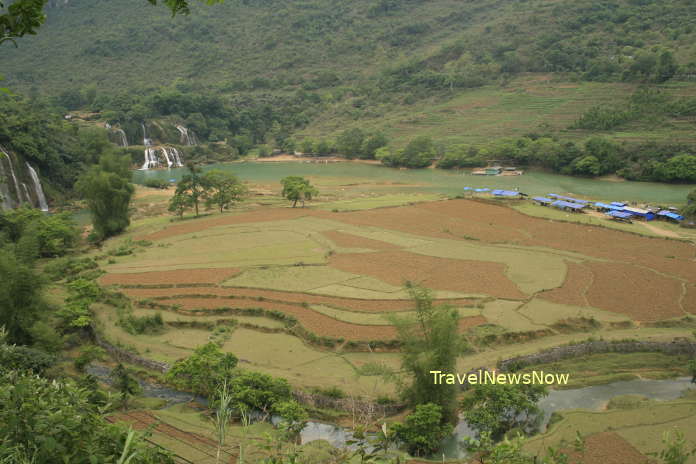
(292, 390, 404, 418)
(498, 339, 696, 371)
(93, 331, 171, 373)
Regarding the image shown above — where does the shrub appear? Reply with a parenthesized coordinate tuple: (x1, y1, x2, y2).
(143, 178, 170, 189)
(392, 403, 453, 457)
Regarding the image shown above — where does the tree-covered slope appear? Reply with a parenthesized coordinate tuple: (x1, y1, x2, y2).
(2, 0, 695, 96)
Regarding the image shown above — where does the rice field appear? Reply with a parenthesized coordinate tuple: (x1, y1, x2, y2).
(96, 193, 696, 394)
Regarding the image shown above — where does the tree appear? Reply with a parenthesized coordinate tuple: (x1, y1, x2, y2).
(166, 342, 238, 397)
(229, 370, 292, 418)
(280, 176, 318, 208)
(273, 400, 309, 440)
(683, 189, 696, 220)
(203, 169, 248, 213)
(0, 247, 47, 345)
(392, 403, 453, 457)
(0, 370, 174, 463)
(461, 383, 548, 440)
(74, 344, 106, 372)
(361, 132, 389, 159)
(111, 363, 142, 410)
(336, 128, 365, 159)
(173, 162, 207, 217)
(168, 190, 193, 219)
(571, 155, 601, 177)
(76, 152, 134, 241)
(391, 284, 463, 424)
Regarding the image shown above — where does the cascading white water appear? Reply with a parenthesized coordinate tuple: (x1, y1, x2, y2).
(26, 163, 49, 211)
(22, 183, 32, 205)
(160, 147, 173, 168)
(115, 128, 128, 148)
(141, 123, 156, 169)
(1, 148, 24, 205)
(0, 155, 14, 210)
(141, 148, 160, 170)
(162, 147, 184, 168)
(176, 125, 198, 146)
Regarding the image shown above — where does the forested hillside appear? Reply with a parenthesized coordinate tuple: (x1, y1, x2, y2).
(4, 0, 696, 93)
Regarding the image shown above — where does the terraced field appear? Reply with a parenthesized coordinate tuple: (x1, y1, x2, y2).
(96, 197, 696, 392)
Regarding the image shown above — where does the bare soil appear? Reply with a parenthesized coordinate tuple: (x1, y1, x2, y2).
(538, 262, 592, 307)
(584, 262, 684, 322)
(329, 250, 528, 299)
(564, 432, 654, 464)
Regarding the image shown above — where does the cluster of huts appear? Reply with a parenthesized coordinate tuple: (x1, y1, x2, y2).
(462, 187, 685, 224)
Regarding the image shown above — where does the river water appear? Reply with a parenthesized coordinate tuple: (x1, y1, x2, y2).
(86, 365, 693, 458)
(302, 377, 695, 459)
(131, 162, 693, 204)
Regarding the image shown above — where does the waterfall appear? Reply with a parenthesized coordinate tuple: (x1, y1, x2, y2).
(1, 148, 24, 205)
(142, 122, 152, 147)
(141, 148, 160, 170)
(0, 155, 13, 210)
(162, 147, 184, 168)
(160, 147, 173, 168)
(115, 128, 128, 148)
(26, 163, 49, 212)
(22, 183, 31, 204)
(176, 125, 198, 146)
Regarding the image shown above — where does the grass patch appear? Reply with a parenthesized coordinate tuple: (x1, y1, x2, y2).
(521, 352, 690, 389)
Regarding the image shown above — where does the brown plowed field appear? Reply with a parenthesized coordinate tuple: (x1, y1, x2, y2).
(329, 251, 527, 299)
(99, 268, 241, 286)
(108, 411, 218, 448)
(335, 200, 695, 281)
(156, 297, 486, 340)
(538, 262, 592, 307)
(121, 286, 477, 312)
(564, 432, 653, 464)
(584, 262, 684, 322)
(684, 284, 696, 315)
(322, 230, 401, 250)
(326, 201, 527, 244)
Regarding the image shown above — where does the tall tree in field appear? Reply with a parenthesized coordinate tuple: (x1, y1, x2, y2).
(173, 162, 207, 217)
(280, 176, 318, 208)
(76, 152, 134, 241)
(111, 363, 141, 410)
(203, 170, 248, 213)
(390, 284, 463, 424)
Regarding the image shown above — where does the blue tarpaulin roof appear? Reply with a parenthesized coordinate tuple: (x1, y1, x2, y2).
(611, 202, 626, 207)
(475, 188, 490, 192)
(548, 194, 588, 204)
(551, 200, 584, 210)
(463, 187, 473, 190)
(607, 211, 633, 219)
(658, 210, 684, 220)
(492, 189, 519, 197)
(595, 202, 623, 210)
(533, 197, 554, 203)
